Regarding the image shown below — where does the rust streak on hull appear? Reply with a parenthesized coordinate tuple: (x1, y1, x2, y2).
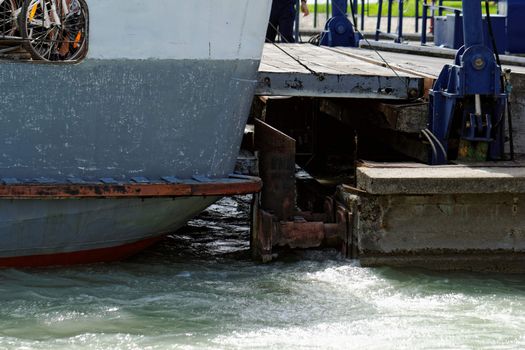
(0, 177, 262, 199)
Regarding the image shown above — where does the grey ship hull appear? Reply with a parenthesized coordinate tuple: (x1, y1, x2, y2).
(0, 197, 218, 266)
(0, 58, 259, 266)
(0, 59, 259, 179)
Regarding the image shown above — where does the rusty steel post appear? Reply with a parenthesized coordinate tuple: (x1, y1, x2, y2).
(251, 194, 276, 263)
(335, 204, 350, 257)
(254, 119, 296, 220)
(251, 119, 354, 261)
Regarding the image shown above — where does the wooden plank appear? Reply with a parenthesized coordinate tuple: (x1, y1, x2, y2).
(261, 44, 422, 77)
(319, 99, 429, 161)
(329, 47, 438, 79)
(333, 47, 447, 78)
(359, 40, 525, 73)
(319, 99, 428, 134)
(377, 102, 428, 133)
(346, 46, 525, 76)
(328, 47, 437, 97)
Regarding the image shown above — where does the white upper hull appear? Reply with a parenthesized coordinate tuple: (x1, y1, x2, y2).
(88, 0, 272, 60)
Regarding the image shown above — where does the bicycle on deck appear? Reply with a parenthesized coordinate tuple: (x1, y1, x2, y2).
(0, 0, 88, 61)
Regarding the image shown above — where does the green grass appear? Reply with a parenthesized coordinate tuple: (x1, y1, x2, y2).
(308, 1, 498, 18)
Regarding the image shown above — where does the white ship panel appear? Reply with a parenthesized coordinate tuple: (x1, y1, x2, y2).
(88, 0, 272, 60)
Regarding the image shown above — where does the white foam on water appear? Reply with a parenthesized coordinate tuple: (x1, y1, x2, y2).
(1, 200, 525, 349)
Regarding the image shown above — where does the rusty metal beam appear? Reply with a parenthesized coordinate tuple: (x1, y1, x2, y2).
(280, 221, 325, 249)
(254, 118, 296, 220)
(250, 204, 351, 262)
(0, 176, 262, 199)
(251, 201, 275, 263)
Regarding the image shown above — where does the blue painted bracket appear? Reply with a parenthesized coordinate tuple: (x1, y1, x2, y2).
(320, 0, 362, 47)
(428, 1, 507, 165)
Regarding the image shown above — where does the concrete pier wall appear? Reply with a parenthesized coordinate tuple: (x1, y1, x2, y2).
(510, 73, 525, 155)
(343, 166, 525, 272)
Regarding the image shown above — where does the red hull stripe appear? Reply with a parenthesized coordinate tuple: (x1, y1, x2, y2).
(0, 237, 162, 268)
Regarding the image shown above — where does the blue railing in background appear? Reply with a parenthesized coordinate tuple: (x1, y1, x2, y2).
(293, 0, 501, 46)
(305, 0, 366, 31)
(375, 0, 405, 43)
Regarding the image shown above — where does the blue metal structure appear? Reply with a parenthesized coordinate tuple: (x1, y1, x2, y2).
(428, 1, 507, 165)
(433, 14, 507, 54)
(499, 0, 525, 53)
(320, 0, 362, 47)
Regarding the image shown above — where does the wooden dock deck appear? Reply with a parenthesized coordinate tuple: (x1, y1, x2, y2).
(257, 43, 525, 99)
(256, 44, 424, 99)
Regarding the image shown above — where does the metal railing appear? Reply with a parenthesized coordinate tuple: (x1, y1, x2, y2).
(309, 0, 366, 30)
(373, 0, 499, 45)
(294, 0, 499, 45)
(375, 0, 406, 43)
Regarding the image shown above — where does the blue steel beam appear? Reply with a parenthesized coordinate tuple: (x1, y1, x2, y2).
(462, 0, 483, 47)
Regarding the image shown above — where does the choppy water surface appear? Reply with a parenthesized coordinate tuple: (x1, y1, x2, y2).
(1, 197, 525, 349)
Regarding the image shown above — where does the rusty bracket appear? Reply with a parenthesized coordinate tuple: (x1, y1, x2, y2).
(251, 194, 353, 262)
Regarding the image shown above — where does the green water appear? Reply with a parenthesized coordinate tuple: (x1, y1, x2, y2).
(1, 198, 525, 349)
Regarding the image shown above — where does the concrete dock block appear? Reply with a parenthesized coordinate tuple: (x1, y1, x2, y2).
(344, 163, 525, 272)
(357, 164, 525, 194)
